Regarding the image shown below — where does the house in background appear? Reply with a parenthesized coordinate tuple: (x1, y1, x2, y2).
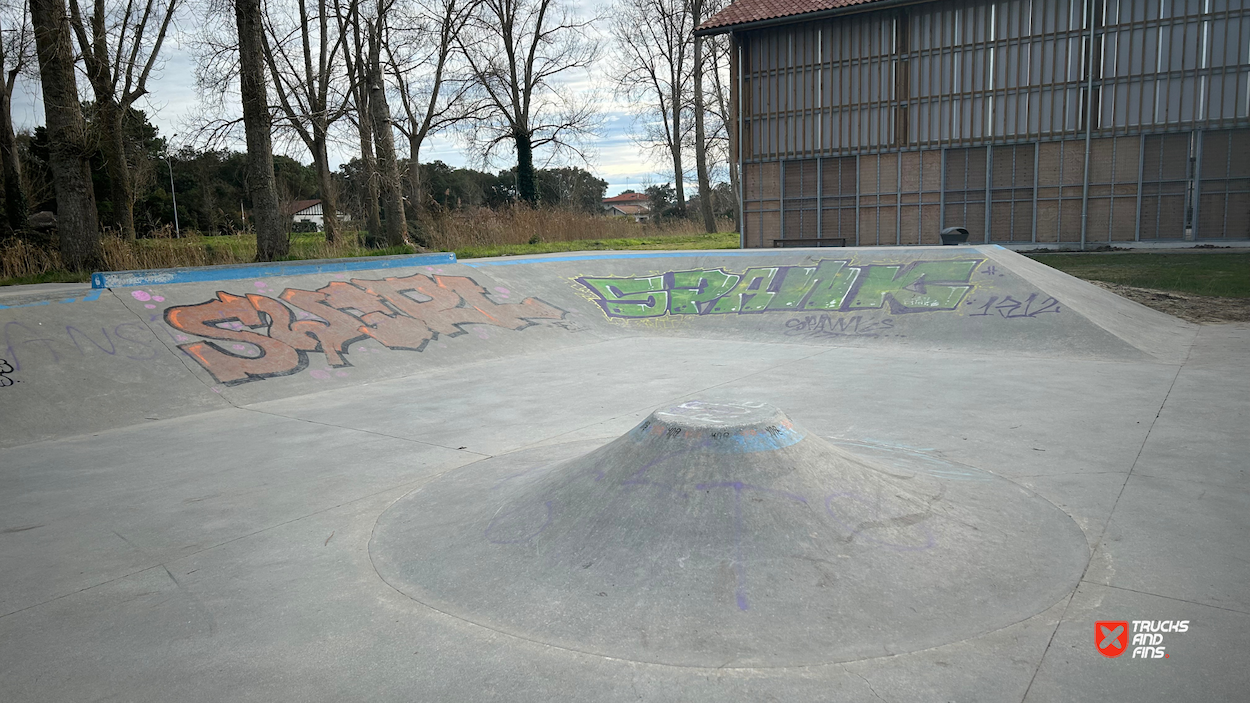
(697, 0, 1250, 248)
(602, 191, 652, 222)
(284, 199, 351, 231)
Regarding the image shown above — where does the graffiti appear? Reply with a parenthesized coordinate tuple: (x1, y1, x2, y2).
(692, 481, 808, 611)
(576, 258, 982, 319)
(656, 400, 770, 425)
(783, 314, 895, 339)
(164, 272, 566, 385)
(968, 293, 1061, 318)
(3, 321, 160, 371)
(0, 357, 15, 386)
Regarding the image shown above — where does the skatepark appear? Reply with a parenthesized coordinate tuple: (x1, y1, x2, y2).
(1, 245, 1246, 701)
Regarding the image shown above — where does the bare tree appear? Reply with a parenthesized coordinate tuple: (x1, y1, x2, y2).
(611, 0, 693, 217)
(0, 0, 34, 235)
(704, 27, 736, 227)
(365, 9, 406, 246)
(31, 0, 101, 267)
(384, 0, 479, 225)
(66, 0, 178, 241)
(460, 0, 600, 204)
(691, 0, 714, 233)
(335, 0, 382, 244)
(261, 0, 350, 242)
(235, 0, 286, 259)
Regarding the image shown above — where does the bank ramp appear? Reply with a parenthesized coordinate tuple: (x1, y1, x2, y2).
(0, 245, 1194, 448)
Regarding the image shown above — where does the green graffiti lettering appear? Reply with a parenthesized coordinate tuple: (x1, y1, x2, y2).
(576, 258, 983, 319)
(710, 267, 783, 313)
(801, 260, 861, 311)
(847, 260, 980, 311)
(765, 266, 819, 311)
(669, 270, 740, 314)
(578, 275, 669, 317)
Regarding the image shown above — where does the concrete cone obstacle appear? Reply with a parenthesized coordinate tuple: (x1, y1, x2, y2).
(371, 401, 1087, 667)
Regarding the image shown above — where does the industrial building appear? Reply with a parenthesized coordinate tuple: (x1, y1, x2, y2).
(697, 0, 1250, 247)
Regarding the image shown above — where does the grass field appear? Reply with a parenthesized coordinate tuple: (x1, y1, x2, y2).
(1025, 252, 1250, 298)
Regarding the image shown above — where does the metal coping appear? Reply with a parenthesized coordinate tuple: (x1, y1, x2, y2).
(90, 252, 457, 289)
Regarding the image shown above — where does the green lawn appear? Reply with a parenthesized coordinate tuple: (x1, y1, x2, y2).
(1026, 252, 1250, 298)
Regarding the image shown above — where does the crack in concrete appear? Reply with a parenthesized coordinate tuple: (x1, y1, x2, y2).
(1080, 581, 1250, 616)
(1019, 342, 1194, 702)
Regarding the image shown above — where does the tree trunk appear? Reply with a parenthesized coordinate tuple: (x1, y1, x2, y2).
(719, 35, 741, 234)
(406, 136, 422, 222)
(515, 132, 536, 204)
(235, 0, 287, 261)
(356, 113, 384, 247)
(30, 0, 100, 269)
(693, 35, 716, 234)
(311, 129, 339, 244)
(98, 98, 137, 241)
(367, 41, 407, 247)
(670, 114, 686, 216)
(0, 83, 29, 236)
(670, 140, 685, 217)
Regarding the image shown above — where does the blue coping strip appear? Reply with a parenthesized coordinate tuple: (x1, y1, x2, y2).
(91, 252, 457, 289)
(0, 288, 103, 310)
(463, 250, 818, 267)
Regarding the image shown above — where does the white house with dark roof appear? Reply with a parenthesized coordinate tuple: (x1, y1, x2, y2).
(284, 199, 350, 231)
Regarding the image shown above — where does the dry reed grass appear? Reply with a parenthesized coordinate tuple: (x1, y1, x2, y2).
(1, 208, 727, 283)
(419, 207, 716, 250)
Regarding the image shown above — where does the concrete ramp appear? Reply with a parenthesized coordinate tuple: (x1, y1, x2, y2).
(479, 244, 1196, 363)
(2, 245, 1245, 703)
(1, 245, 1194, 447)
(372, 400, 1088, 667)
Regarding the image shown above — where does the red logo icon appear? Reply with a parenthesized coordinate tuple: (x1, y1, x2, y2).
(1096, 621, 1129, 657)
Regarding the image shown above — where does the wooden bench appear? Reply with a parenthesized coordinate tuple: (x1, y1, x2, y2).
(771, 237, 847, 248)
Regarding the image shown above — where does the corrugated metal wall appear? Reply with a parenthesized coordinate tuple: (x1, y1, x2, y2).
(739, 0, 1250, 245)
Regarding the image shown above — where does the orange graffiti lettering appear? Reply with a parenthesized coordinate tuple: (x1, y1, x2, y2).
(164, 274, 565, 385)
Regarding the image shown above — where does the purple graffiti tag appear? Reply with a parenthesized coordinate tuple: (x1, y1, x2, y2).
(969, 293, 1061, 318)
(694, 482, 808, 611)
(824, 492, 936, 551)
(783, 314, 895, 339)
(65, 326, 118, 356)
(3, 321, 63, 370)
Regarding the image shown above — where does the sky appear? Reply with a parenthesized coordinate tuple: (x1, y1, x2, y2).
(8, 2, 696, 199)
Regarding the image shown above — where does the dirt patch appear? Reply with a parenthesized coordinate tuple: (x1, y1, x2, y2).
(1089, 281, 1250, 324)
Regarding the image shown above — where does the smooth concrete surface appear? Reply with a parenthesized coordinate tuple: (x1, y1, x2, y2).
(1, 246, 1246, 701)
(372, 402, 1088, 667)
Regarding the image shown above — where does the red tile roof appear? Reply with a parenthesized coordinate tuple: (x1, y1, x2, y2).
(607, 203, 652, 216)
(603, 192, 650, 203)
(697, 0, 891, 34)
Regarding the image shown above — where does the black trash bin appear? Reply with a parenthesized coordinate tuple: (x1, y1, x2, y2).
(940, 226, 970, 245)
